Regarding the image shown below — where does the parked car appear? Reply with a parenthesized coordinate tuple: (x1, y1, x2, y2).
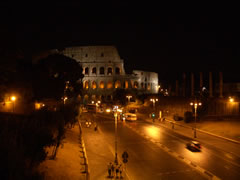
(186, 140, 201, 151)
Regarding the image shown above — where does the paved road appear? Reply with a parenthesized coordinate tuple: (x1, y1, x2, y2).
(81, 113, 207, 179)
(130, 120, 240, 180)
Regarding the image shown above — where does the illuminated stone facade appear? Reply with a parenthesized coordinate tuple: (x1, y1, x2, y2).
(59, 46, 158, 103)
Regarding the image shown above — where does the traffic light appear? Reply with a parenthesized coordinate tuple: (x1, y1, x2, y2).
(151, 113, 155, 118)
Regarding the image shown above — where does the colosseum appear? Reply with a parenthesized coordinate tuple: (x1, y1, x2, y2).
(59, 46, 159, 103)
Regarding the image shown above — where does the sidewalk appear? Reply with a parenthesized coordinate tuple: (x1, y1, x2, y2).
(138, 113, 240, 143)
(80, 113, 130, 180)
(38, 125, 86, 180)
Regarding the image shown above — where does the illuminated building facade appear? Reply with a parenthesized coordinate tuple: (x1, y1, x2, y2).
(59, 46, 158, 103)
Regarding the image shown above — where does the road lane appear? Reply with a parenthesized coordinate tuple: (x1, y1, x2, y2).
(125, 119, 240, 180)
(88, 114, 207, 180)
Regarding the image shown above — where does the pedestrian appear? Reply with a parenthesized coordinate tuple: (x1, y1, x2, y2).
(119, 164, 123, 178)
(111, 163, 115, 177)
(108, 162, 112, 177)
(94, 123, 98, 131)
(115, 165, 119, 178)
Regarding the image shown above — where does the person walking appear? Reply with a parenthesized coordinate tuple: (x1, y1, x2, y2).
(111, 162, 115, 178)
(115, 165, 119, 178)
(119, 163, 123, 178)
(107, 162, 112, 177)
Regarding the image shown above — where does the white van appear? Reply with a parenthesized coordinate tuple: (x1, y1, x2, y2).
(124, 113, 137, 121)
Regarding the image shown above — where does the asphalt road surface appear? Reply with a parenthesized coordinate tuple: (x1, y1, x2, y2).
(81, 113, 240, 179)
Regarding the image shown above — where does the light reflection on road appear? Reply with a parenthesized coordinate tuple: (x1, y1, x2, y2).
(144, 125, 162, 139)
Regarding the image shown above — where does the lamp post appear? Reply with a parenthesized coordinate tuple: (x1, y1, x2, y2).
(150, 98, 158, 110)
(126, 95, 132, 103)
(63, 97, 68, 105)
(190, 101, 202, 138)
(11, 96, 16, 113)
(114, 110, 118, 165)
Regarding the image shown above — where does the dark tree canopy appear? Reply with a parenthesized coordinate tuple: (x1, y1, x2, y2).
(32, 54, 84, 100)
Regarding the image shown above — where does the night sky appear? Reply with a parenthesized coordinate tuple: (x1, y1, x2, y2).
(1, 3, 240, 86)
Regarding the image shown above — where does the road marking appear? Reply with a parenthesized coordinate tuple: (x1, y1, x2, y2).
(125, 123, 221, 180)
(96, 125, 132, 180)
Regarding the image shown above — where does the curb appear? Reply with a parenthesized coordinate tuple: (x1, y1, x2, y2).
(78, 119, 90, 180)
(164, 118, 240, 144)
(145, 116, 240, 144)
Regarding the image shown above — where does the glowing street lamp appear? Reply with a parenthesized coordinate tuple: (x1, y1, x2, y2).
(10, 96, 16, 112)
(63, 97, 68, 104)
(190, 101, 202, 138)
(150, 98, 158, 110)
(229, 97, 234, 103)
(126, 95, 132, 103)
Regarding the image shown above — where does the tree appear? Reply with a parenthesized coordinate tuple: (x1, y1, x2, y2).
(32, 54, 84, 100)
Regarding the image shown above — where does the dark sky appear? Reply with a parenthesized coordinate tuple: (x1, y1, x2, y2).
(1, 3, 240, 85)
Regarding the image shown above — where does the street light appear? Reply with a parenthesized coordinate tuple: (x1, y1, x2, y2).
(229, 96, 234, 103)
(10, 96, 16, 113)
(63, 97, 68, 104)
(190, 101, 202, 138)
(114, 110, 119, 165)
(150, 98, 158, 110)
(126, 95, 132, 103)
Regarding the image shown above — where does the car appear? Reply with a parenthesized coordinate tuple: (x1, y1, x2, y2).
(124, 113, 137, 121)
(186, 141, 201, 151)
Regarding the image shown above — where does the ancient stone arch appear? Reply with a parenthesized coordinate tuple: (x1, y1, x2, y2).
(107, 81, 113, 89)
(124, 81, 128, 89)
(115, 67, 120, 75)
(92, 67, 97, 74)
(92, 81, 97, 89)
(100, 67, 105, 75)
(115, 80, 121, 88)
(99, 81, 105, 89)
(107, 67, 113, 75)
(84, 80, 89, 89)
(134, 81, 138, 89)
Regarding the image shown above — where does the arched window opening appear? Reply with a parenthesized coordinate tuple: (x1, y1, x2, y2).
(100, 67, 105, 75)
(85, 67, 89, 75)
(115, 80, 121, 89)
(84, 81, 89, 89)
(92, 67, 97, 74)
(147, 83, 151, 90)
(92, 81, 97, 89)
(99, 81, 104, 89)
(107, 81, 113, 89)
(107, 95, 112, 101)
(91, 95, 96, 100)
(115, 67, 120, 75)
(134, 81, 138, 89)
(125, 81, 128, 89)
(107, 67, 112, 75)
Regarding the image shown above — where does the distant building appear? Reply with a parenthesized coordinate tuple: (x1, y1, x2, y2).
(58, 46, 159, 103)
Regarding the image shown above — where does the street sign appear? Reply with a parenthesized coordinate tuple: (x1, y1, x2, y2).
(122, 151, 128, 159)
